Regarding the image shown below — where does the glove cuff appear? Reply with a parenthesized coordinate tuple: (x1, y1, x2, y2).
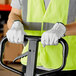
(11, 20, 24, 30)
(53, 22, 66, 32)
(14, 20, 21, 22)
(57, 22, 64, 25)
(51, 22, 66, 37)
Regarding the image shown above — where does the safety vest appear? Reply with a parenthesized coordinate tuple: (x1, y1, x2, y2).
(21, 0, 76, 70)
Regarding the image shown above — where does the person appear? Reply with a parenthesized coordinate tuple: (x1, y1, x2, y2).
(6, 0, 76, 72)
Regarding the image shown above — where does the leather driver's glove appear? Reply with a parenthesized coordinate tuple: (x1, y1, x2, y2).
(6, 21, 26, 44)
(41, 23, 66, 47)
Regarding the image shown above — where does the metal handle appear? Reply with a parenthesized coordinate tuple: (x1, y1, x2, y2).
(0, 35, 68, 76)
(38, 38, 68, 76)
(0, 36, 23, 75)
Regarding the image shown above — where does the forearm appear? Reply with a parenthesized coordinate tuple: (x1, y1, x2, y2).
(7, 8, 22, 29)
(65, 22, 76, 36)
(7, 13, 22, 29)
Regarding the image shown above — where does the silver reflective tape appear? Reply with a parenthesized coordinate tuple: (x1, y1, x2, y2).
(23, 22, 54, 30)
(44, 23, 54, 30)
(22, 0, 54, 30)
(67, 0, 76, 24)
(22, 0, 27, 22)
(44, 0, 51, 9)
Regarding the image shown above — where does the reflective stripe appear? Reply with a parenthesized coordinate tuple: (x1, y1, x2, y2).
(67, 0, 76, 24)
(44, 0, 50, 9)
(21, 0, 76, 70)
(22, 0, 54, 30)
(22, 0, 69, 29)
(23, 22, 54, 30)
(22, 0, 76, 30)
(22, 0, 27, 23)
(22, 0, 76, 24)
(43, 23, 54, 30)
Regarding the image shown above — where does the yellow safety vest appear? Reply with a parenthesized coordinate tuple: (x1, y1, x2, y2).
(21, 0, 76, 70)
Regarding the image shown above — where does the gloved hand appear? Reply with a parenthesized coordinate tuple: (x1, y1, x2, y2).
(6, 21, 26, 44)
(41, 22, 66, 47)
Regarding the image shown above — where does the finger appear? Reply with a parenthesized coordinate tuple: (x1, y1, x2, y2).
(10, 30, 16, 43)
(49, 33, 54, 45)
(45, 33, 49, 45)
(17, 30, 23, 44)
(43, 44, 46, 47)
(18, 32, 24, 43)
(54, 36, 59, 45)
(41, 33, 45, 44)
(14, 30, 19, 43)
(6, 31, 10, 41)
(7, 30, 14, 43)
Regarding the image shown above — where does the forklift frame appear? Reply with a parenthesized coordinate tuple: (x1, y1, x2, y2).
(0, 35, 72, 76)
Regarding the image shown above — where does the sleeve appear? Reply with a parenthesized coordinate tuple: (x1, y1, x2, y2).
(11, 0, 22, 9)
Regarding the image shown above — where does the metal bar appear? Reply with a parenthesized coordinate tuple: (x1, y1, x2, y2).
(25, 39, 39, 76)
(13, 52, 28, 62)
(37, 38, 68, 76)
(0, 37, 23, 75)
(0, 36, 69, 76)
